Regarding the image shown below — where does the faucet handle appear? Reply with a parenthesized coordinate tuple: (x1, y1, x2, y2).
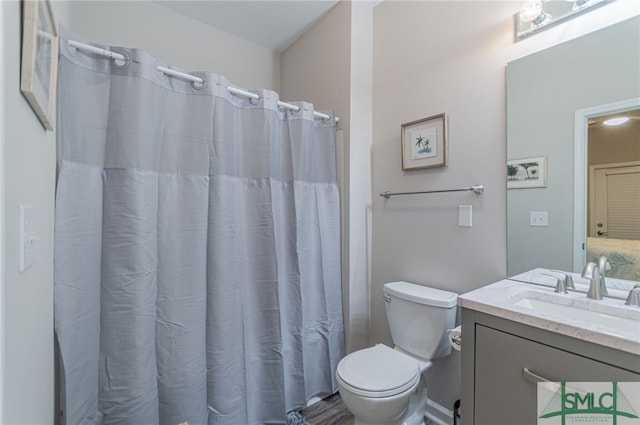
(624, 283, 640, 307)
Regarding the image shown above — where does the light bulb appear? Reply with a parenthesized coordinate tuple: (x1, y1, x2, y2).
(519, 1, 543, 23)
(519, 1, 552, 26)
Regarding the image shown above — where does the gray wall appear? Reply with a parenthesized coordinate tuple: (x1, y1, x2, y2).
(506, 17, 640, 277)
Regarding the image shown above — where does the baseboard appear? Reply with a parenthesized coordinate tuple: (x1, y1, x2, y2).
(425, 398, 454, 425)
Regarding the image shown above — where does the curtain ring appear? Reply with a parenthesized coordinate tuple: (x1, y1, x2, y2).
(110, 50, 129, 69)
(191, 74, 206, 90)
(249, 91, 261, 105)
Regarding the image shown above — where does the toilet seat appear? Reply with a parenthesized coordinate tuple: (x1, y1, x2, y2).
(336, 344, 420, 398)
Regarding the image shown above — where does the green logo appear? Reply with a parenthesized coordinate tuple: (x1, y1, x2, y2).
(539, 382, 639, 424)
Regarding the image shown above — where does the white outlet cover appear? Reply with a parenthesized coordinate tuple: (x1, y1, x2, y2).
(459, 205, 472, 227)
(530, 211, 548, 227)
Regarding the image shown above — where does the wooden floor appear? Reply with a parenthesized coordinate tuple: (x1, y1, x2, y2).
(299, 393, 354, 425)
(299, 393, 437, 425)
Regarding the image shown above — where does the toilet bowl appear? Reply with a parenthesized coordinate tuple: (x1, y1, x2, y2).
(337, 282, 457, 425)
(336, 344, 420, 425)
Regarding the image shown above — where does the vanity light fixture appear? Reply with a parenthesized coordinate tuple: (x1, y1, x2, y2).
(519, 1, 551, 26)
(515, 0, 611, 41)
(567, 0, 595, 11)
(603, 116, 629, 126)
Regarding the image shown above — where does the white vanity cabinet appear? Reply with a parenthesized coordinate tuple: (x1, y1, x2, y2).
(461, 308, 640, 425)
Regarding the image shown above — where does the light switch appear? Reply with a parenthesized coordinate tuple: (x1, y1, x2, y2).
(530, 211, 548, 227)
(458, 205, 472, 227)
(19, 205, 37, 272)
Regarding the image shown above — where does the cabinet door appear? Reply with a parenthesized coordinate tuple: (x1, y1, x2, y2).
(474, 324, 640, 425)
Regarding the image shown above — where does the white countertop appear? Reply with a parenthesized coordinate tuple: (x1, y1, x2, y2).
(458, 279, 640, 356)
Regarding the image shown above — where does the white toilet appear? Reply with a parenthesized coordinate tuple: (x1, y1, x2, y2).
(336, 281, 458, 425)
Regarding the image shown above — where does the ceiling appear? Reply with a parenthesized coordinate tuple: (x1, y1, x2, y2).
(156, 0, 341, 52)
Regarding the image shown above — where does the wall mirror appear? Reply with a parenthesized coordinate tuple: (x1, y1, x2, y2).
(506, 17, 640, 290)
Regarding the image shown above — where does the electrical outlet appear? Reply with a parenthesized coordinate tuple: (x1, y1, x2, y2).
(530, 211, 548, 227)
(459, 205, 472, 227)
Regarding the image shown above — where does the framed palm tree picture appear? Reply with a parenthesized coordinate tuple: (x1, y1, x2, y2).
(401, 113, 447, 170)
(507, 155, 547, 188)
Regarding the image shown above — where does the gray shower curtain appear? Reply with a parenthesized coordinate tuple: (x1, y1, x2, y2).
(54, 28, 344, 425)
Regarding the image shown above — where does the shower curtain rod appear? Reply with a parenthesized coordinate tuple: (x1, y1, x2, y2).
(68, 40, 337, 122)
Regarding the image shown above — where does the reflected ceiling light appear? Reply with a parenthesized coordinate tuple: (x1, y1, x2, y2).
(603, 116, 629, 126)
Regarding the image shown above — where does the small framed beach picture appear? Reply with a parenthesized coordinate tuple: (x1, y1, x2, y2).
(507, 155, 547, 189)
(20, 0, 59, 131)
(401, 113, 447, 170)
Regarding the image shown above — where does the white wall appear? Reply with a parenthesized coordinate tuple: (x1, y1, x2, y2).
(64, 0, 281, 92)
(0, 2, 5, 421)
(346, 1, 376, 353)
(1, 0, 65, 422)
(371, 0, 639, 414)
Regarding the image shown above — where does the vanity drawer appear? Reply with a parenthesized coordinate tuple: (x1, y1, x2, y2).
(473, 324, 640, 425)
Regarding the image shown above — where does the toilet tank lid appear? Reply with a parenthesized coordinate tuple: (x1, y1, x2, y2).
(384, 281, 457, 308)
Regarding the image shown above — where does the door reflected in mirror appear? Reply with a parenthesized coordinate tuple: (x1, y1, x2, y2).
(586, 109, 640, 281)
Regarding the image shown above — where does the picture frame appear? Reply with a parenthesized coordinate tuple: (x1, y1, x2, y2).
(401, 113, 447, 170)
(20, 0, 59, 131)
(507, 155, 547, 189)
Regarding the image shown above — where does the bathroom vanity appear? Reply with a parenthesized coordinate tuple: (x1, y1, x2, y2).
(458, 279, 640, 425)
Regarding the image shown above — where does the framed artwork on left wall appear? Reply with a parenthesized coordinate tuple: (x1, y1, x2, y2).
(20, 0, 59, 131)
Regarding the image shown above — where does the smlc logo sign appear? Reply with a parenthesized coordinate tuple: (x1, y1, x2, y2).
(538, 382, 640, 424)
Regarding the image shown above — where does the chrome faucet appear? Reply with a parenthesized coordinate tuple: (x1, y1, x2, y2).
(543, 271, 575, 294)
(581, 262, 603, 300)
(550, 271, 575, 290)
(596, 256, 611, 296)
(625, 283, 640, 307)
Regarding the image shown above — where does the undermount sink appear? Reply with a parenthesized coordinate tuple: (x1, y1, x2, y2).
(457, 278, 640, 355)
(511, 290, 640, 342)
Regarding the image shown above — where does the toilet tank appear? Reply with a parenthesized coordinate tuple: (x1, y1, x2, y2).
(383, 281, 457, 360)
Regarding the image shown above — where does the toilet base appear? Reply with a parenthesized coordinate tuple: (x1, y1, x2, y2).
(337, 375, 419, 425)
